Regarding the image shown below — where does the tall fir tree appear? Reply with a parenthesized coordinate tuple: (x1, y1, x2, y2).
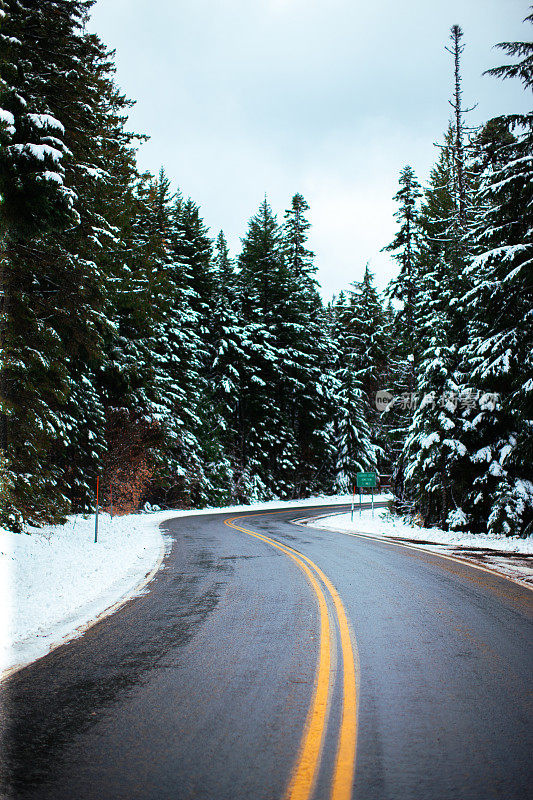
(329, 283, 379, 491)
(0, 0, 139, 525)
(209, 230, 248, 501)
(456, 11, 533, 535)
(382, 166, 424, 485)
(236, 198, 295, 498)
(397, 26, 479, 526)
(383, 165, 423, 392)
(281, 194, 333, 495)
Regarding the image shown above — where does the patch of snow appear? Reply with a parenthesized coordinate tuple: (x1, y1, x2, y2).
(0, 108, 15, 128)
(472, 446, 492, 463)
(479, 392, 500, 411)
(443, 439, 467, 456)
(447, 508, 469, 529)
(489, 461, 503, 477)
(420, 432, 440, 449)
(78, 164, 108, 179)
(515, 479, 533, 500)
(309, 507, 533, 554)
(26, 113, 64, 133)
(0, 513, 165, 679)
(9, 143, 63, 162)
(38, 170, 64, 185)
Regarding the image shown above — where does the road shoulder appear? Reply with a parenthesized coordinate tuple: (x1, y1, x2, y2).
(298, 509, 533, 591)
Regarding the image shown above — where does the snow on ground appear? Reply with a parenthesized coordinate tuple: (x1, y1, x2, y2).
(0, 512, 166, 680)
(304, 506, 533, 588)
(0, 494, 356, 679)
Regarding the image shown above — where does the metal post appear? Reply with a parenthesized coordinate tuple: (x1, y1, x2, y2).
(359, 488, 362, 516)
(351, 485, 354, 522)
(94, 476, 99, 543)
(110, 482, 113, 521)
(372, 487, 374, 518)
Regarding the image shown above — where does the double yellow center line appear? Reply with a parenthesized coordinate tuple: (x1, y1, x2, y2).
(224, 512, 358, 800)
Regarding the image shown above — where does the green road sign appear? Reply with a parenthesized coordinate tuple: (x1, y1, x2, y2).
(356, 471, 377, 488)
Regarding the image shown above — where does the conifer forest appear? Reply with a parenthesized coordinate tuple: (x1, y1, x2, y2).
(0, 1, 531, 537)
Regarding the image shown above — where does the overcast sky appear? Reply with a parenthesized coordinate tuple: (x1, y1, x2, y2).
(89, 0, 530, 298)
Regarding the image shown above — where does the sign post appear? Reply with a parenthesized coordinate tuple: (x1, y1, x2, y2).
(94, 476, 99, 544)
(356, 472, 377, 517)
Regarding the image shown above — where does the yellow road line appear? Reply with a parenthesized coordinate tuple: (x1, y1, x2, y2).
(225, 517, 331, 800)
(224, 512, 358, 800)
(297, 555, 358, 800)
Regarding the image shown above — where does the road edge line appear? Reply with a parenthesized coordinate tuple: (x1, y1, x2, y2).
(294, 516, 533, 593)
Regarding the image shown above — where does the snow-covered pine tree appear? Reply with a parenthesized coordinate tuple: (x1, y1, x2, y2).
(457, 11, 533, 536)
(169, 194, 226, 505)
(398, 26, 480, 527)
(281, 193, 333, 496)
(335, 265, 387, 468)
(383, 165, 423, 391)
(0, 0, 79, 527)
(211, 230, 242, 409)
(329, 287, 379, 492)
(208, 231, 247, 502)
(50, 28, 143, 515)
(0, 0, 139, 525)
(0, 0, 78, 231)
(382, 166, 425, 485)
(402, 313, 467, 525)
(173, 196, 216, 335)
(396, 149, 473, 523)
(103, 169, 202, 511)
(237, 197, 296, 499)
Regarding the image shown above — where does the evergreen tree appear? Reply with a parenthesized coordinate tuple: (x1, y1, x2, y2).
(0, 0, 139, 526)
(329, 286, 379, 491)
(446, 25, 472, 226)
(396, 26, 479, 526)
(383, 165, 422, 391)
(234, 196, 333, 499)
(205, 231, 245, 503)
(382, 167, 425, 485)
(403, 314, 468, 526)
(282, 194, 332, 495)
(341, 267, 388, 403)
(237, 198, 295, 498)
(211, 231, 242, 427)
(0, 0, 80, 527)
(457, 11, 533, 535)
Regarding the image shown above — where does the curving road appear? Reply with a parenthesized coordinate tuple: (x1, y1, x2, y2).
(1, 504, 532, 800)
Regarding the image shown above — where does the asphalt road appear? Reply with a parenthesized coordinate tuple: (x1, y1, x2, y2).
(1, 504, 532, 800)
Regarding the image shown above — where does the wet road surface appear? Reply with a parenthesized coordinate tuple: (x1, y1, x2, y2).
(1, 504, 532, 799)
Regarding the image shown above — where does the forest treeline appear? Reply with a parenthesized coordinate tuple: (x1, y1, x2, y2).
(0, 1, 531, 536)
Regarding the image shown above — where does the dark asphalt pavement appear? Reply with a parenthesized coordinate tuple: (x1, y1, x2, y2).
(1, 504, 532, 800)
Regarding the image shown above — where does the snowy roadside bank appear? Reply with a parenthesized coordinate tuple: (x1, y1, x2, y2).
(0, 493, 358, 679)
(0, 512, 167, 680)
(302, 508, 533, 588)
